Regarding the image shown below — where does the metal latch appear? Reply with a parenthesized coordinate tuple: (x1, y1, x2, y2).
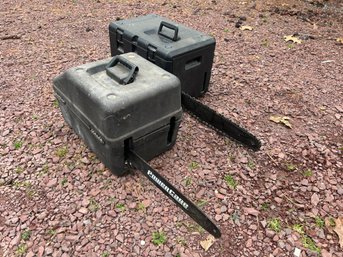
(147, 45, 157, 62)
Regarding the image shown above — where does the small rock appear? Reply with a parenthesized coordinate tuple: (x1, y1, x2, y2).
(317, 229, 325, 239)
(37, 212, 47, 220)
(47, 178, 57, 187)
(11, 217, 19, 224)
(274, 197, 283, 203)
(246, 238, 253, 247)
(260, 220, 267, 228)
(278, 241, 285, 248)
(65, 235, 79, 241)
(89, 188, 100, 196)
(128, 202, 136, 209)
(37, 246, 45, 257)
(78, 207, 88, 215)
(270, 174, 277, 181)
(45, 247, 53, 255)
(294, 247, 301, 257)
(26, 251, 35, 257)
(222, 214, 230, 221)
(273, 248, 281, 256)
(56, 234, 65, 242)
(2, 130, 10, 136)
(61, 243, 69, 252)
(81, 157, 90, 164)
(220, 206, 227, 213)
(243, 207, 260, 216)
(10, 234, 20, 246)
(311, 208, 319, 216)
(321, 249, 332, 257)
(300, 179, 309, 186)
(239, 156, 248, 164)
(285, 228, 292, 235)
(81, 198, 90, 207)
(285, 243, 293, 251)
(312, 186, 320, 192)
(317, 182, 326, 190)
(19, 215, 28, 222)
(215, 191, 225, 199)
(273, 234, 279, 242)
(249, 224, 257, 230)
(215, 214, 222, 221)
(142, 199, 151, 207)
(266, 229, 275, 238)
(325, 194, 334, 202)
(196, 188, 205, 198)
(278, 152, 286, 159)
(116, 234, 124, 242)
(311, 193, 320, 206)
(300, 186, 307, 192)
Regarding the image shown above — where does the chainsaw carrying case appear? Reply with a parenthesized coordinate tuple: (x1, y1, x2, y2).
(53, 53, 182, 176)
(109, 14, 215, 97)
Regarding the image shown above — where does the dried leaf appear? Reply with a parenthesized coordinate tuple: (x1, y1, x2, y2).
(337, 38, 343, 44)
(240, 25, 253, 31)
(333, 217, 343, 248)
(284, 35, 302, 44)
(270, 116, 292, 128)
(200, 235, 215, 251)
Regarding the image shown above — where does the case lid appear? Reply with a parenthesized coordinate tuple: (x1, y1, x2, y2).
(53, 53, 182, 140)
(109, 14, 215, 59)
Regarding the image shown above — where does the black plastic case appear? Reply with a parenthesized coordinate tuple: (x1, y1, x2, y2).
(53, 53, 182, 176)
(109, 14, 215, 97)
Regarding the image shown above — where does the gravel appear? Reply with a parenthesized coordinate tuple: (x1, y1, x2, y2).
(1, 0, 342, 256)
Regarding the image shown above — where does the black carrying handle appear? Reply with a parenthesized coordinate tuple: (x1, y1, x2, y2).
(127, 149, 221, 239)
(106, 56, 139, 85)
(158, 21, 179, 41)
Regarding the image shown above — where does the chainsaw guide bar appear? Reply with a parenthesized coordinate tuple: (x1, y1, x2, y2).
(181, 92, 261, 151)
(127, 149, 222, 238)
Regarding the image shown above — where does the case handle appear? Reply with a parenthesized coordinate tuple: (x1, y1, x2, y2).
(158, 21, 179, 41)
(106, 56, 139, 85)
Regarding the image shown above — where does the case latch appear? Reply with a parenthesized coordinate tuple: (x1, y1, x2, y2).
(116, 29, 124, 43)
(147, 45, 157, 62)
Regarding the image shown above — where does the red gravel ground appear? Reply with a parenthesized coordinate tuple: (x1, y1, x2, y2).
(1, 0, 342, 256)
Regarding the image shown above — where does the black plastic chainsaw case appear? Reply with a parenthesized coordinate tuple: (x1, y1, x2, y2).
(53, 53, 182, 176)
(109, 14, 215, 97)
